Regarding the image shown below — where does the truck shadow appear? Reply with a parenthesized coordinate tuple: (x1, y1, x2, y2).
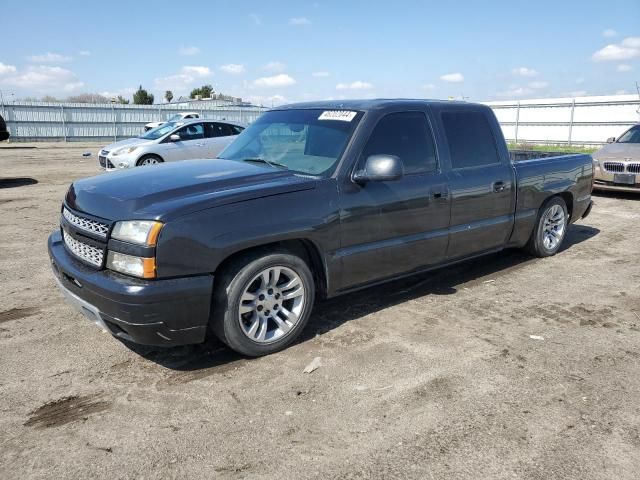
(304, 224, 599, 341)
(127, 224, 599, 371)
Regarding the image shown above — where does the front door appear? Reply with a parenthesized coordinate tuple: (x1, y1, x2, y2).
(337, 110, 450, 291)
(162, 123, 207, 161)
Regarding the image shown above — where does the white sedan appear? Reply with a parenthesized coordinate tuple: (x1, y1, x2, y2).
(99, 120, 244, 171)
(144, 111, 199, 131)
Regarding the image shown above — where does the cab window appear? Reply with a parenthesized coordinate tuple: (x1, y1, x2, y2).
(206, 123, 236, 137)
(176, 123, 205, 141)
(441, 110, 500, 169)
(362, 112, 438, 174)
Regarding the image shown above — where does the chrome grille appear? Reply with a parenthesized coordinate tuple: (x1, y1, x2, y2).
(62, 208, 109, 238)
(628, 164, 640, 174)
(603, 162, 624, 173)
(62, 230, 104, 267)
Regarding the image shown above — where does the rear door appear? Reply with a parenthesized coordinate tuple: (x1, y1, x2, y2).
(337, 109, 450, 290)
(435, 106, 515, 259)
(204, 122, 238, 157)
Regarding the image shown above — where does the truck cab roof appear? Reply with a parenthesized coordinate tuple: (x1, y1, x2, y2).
(274, 98, 477, 112)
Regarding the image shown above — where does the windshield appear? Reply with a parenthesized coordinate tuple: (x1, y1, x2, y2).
(139, 122, 179, 140)
(617, 126, 640, 144)
(218, 109, 363, 176)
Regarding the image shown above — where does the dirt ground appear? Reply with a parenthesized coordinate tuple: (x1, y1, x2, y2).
(1, 143, 639, 480)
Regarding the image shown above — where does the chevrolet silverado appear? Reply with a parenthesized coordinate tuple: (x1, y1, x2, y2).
(48, 99, 594, 356)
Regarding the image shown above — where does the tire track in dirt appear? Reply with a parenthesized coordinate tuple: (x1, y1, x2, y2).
(24, 394, 111, 429)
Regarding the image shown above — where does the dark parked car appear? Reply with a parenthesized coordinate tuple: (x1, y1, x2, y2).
(48, 99, 594, 356)
(0, 113, 9, 141)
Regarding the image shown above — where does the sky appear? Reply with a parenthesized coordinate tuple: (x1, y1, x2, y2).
(0, 0, 638, 105)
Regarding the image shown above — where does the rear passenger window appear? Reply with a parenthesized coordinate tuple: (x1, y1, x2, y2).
(362, 112, 438, 174)
(206, 123, 233, 138)
(441, 111, 500, 169)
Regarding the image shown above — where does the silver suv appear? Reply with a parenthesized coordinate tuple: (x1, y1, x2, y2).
(99, 119, 244, 171)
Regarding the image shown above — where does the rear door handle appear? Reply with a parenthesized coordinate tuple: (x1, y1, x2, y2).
(493, 181, 506, 193)
(431, 187, 449, 199)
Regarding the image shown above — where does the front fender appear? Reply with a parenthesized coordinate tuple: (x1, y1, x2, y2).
(155, 180, 340, 279)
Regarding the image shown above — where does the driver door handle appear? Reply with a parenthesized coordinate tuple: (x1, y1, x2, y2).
(493, 181, 506, 193)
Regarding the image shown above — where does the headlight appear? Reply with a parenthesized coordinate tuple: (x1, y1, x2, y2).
(111, 220, 163, 246)
(106, 251, 155, 278)
(112, 146, 139, 156)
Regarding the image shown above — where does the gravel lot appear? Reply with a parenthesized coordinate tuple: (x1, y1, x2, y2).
(1, 143, 639, 480)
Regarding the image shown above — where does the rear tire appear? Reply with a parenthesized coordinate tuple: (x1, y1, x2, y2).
(210, 250, 315, 357)
(136, 155, 163, 167)
(525, 196, 568, 257)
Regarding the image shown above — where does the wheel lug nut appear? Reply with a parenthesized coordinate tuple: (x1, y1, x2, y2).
(257, 305, 263, 311)
(268, 288, 274, 295)
(274, 304, 279, 310)
(258, 294, 265, 301)
(275, 293, 280, 299)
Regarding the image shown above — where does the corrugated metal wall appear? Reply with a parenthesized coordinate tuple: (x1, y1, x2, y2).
(2, 95, 639, 145)
(0, 100, 267, 142)
(484, 94, 640, 145)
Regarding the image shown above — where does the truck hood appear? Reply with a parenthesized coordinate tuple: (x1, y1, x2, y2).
(65, 159, 317, 221)
(594, 142, 640, 160)
(102, 137, 154, 152)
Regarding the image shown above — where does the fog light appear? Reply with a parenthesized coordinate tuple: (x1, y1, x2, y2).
(106, 251, 156, 279)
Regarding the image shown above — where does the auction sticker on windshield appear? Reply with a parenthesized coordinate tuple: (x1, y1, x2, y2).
(318, 111, 357, 122)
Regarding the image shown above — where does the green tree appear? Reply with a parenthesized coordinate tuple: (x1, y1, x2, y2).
(189, 84, 214, 99)
(164, 90, 174, 103)
(115, 95, 130, 104)
(133, 85, 154, 105)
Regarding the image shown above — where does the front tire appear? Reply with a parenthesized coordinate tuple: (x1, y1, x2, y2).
(525, 196, 568, 257)
(210, 250, 315, 357)
(136, 155, 163, 167)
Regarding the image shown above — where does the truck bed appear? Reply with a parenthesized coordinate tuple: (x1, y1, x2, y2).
(509, 153, 593, 246)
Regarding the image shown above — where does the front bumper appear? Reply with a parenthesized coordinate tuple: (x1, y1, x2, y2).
(593, 165, 640, 193)
(101, 154, 135, 172)
(593, 180, 640, 193)
(48, 231, 213, 347)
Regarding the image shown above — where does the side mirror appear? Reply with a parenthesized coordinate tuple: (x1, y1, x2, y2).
(606, 137, 615, 143)
(169, 134, 181, 142)
(353, 155, 404, 184)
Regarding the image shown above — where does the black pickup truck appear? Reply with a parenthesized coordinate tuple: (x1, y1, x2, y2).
(48, 100, 593, 356)
(0, 113, 9, 141)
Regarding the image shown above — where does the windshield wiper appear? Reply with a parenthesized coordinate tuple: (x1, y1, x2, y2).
(241, 158, 288, 170)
